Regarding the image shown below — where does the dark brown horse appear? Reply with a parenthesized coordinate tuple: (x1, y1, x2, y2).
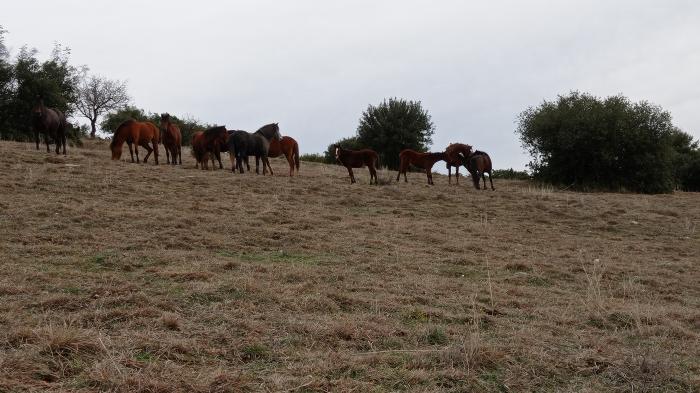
(334, 145, 379, 184)
(32, 97, 67, 155)
(268, 136, 300, 176)
(445, 143, 473, 184)
(110, 120, 160, 164)
(159, 113, 182, 165)
(191, 131, 213, 169)
(195, 126, 229, 170)
(396, 149, 447, 185)
(466, 151, 494, 190)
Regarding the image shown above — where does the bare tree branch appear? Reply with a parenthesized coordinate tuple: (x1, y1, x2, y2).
(76, 74, 130, 137)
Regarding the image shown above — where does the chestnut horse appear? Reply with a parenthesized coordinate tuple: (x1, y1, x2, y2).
(159, 113, 182, 165)
(466, 151, 495, 190)
(191, 131, 213, 169)
(445, 143, 472, 184)
(192, 126, 228, 170)
(396, 149, 447, 185)
(334, 145, 379, 184)
(268, 136, 300, 176)
(110, 119, 159, 164)
(32, 97, 67, 155)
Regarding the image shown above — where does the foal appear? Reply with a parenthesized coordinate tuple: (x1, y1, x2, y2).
(334, 145, 379, 184)
(396, 149, 447, 185)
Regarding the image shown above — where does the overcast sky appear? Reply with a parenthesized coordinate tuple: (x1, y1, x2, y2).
(4, 0, 700, 170)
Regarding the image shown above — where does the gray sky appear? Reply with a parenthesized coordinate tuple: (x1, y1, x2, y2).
(5, 0, 700, 170)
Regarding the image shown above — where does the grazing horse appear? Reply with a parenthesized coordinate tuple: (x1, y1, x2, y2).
(268, 136, 300, 176)
(110, 119, 160, 164)
(445, 143, 473, 184)
(334, 145, 379, 184)
(396, 149, 447, 185)
(466, 151, 495, 190)
(159, 113, 182, 165)
(31, 97, 67, 155)
(226, 123, 282, 175)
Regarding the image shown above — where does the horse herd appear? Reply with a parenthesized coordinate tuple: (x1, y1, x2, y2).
(31, 98, 494, 189)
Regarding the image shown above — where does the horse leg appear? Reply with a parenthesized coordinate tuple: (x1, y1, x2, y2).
(286, 151, 294, 176)
(35, 131, 40, 150)
(456, 167, 459, 185)
(134, 145, 140, 163)
(481, 173, 486, 190)
(141, 142, 153, 164)
(448, 165, 452, 184)
(426, 168, 432, 185)
(62, 133, 66, 155)
(488, 172, 494, 190)
(255, 156, 260, 175)
(369, 165, 377, 185)
(216, 150, 223, 170)
(265, 156, 274, 176)
(178, 145, 182, 165)
(165, 145, 171, 164)
(45, 134, 50, 153)
(348, 167, 355, 184)
(153, 141, 159, 165)
(55, 136, 60, 154)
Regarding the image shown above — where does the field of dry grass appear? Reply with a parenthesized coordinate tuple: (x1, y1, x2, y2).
(0, 139, 698, 392)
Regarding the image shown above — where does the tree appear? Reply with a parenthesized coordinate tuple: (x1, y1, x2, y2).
(76, 74, 129, 138)
(356, 98, 434, 170)
(516, 91, 698, 194)
(0, 26, 13, 133)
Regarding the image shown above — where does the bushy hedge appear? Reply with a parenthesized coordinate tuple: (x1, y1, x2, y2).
(516, 92, 699, 194)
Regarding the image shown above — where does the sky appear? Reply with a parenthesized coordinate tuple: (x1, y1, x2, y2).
(4, 0, 700, 170)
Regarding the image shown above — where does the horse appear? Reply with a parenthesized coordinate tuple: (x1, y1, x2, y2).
(110, 119, 160, 164)
(159, 113, 182, 165)
(31, 97, 67, 155)
(226, 123, 282, 175)
(268, 136, 300, 176)
(196, 126, 229, 170)
(191, 131, 213, 169)
(396, 149, 448, 185)
(334, 145, 379, 184)
(466, 151, 495, 190)
(445, 143, 473, 184)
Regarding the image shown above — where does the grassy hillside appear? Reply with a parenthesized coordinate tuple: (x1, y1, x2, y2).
(0, 140, 698, 392)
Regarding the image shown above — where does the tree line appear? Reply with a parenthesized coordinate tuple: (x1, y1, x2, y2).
(0, 27, 209, 145)
(1, 28, 697, 193)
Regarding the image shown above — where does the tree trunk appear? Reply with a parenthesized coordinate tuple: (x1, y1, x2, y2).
(90, 120, 97, 138)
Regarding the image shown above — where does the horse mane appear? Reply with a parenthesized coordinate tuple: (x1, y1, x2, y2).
(254, 123, 279, 136)
(111, 119, 136, 148)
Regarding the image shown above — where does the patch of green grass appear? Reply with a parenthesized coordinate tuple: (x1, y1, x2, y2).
(241, 344, 269, 362)
(479, 369, 509, 392)
(527, 276, 552, 287)
(62, 286, 86, 295)
(402, 308, 429, 324)
(134, 350, 154, 362)
(425, 326, 449, 345)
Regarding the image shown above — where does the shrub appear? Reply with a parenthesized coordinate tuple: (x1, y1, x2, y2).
(516, 91, 698, 194)
(492, 168, 530, 180)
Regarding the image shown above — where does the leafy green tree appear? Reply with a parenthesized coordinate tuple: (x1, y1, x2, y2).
(0, 26, 13, 134)
(76, 74, 130, 138)
(516, 91, 698, 194)
(356, 98, 434, 170)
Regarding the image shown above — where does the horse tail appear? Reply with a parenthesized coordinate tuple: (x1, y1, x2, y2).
(293, 141, 300, 171)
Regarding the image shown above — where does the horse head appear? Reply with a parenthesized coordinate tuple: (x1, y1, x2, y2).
(333, 144, 342, 162)
(32, 95, 46, 121)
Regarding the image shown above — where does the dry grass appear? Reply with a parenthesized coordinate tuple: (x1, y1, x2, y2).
(0, 139, 698, 392)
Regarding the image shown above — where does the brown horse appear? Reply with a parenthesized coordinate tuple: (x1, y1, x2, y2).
(445, 143, 473, 184)
(466, 151, 494, 190)
(110, 119, 160, 164)
(195, 126, 228, 170)
(191, 131, 212, 169)
(32, 97, 67, 155)
(268, 136, 300, 176)
(159, 113, 182, 165)
(396, 149, 447, 185)
(334, 145, 379, 184)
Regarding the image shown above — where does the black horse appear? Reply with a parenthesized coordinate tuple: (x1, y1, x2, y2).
(227, 123, 282, 175)
(32, 96, 67, 155)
